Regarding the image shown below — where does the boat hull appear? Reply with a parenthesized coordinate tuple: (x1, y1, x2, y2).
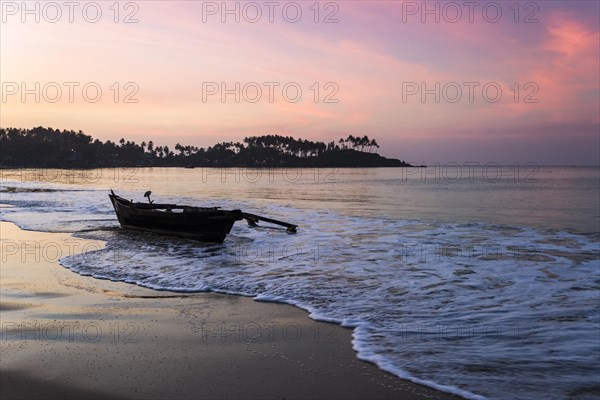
(109, 193, 243, 243)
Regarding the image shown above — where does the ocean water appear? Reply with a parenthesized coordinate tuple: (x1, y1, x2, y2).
(1, 166, 599, 399)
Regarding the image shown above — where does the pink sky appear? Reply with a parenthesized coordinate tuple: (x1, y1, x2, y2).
(1, 1, 598, 164)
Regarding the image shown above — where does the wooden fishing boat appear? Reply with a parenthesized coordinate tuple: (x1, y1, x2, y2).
(109, 190, 297, 242)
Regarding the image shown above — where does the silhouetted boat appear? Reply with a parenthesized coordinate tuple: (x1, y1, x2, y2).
(109, 190, 297, 242)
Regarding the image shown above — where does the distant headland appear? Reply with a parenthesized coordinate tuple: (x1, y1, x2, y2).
(0, 127, 414, 168)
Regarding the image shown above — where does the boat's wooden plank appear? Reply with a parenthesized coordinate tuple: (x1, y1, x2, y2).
(242, 212, 297, 232)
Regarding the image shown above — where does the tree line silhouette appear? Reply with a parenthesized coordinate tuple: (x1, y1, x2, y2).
(0, 127, 412, 168)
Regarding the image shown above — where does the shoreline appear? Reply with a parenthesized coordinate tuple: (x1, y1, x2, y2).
(0, 221, 461, 399)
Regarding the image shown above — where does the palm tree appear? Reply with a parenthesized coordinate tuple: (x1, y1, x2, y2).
(346, 134, 355, 149)
(175, 143, 183, 155)
(356, 136, 364, 151)
(370, 139, 380, 153)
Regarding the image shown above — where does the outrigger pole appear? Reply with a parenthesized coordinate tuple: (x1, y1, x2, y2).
(242, 212, 298, 233)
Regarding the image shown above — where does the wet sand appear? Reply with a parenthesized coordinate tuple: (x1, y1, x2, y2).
(0, 221, 460, 399)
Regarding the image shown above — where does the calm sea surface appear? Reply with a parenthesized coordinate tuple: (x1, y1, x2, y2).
(1, 166, 599, 399)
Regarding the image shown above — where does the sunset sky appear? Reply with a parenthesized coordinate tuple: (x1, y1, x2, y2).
(1, 1, 599, 164)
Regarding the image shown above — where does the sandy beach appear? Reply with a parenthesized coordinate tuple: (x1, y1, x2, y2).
(0, 221, 460, 399)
